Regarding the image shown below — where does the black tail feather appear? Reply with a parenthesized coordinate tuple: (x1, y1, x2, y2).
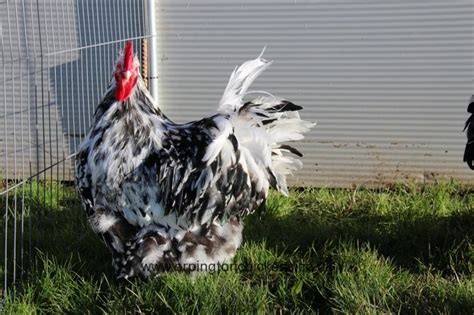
(267, 101, 303, 113)
(279, 144, 303, 157)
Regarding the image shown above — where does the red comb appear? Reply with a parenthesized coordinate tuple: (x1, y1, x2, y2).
(123, 41, 134, 70)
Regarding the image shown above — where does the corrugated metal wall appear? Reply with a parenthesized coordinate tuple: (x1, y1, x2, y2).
(1, 0, 472, 187)
(156, 0, 474, 187)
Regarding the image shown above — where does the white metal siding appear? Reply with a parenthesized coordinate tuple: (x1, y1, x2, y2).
(156, 0, 474, 187)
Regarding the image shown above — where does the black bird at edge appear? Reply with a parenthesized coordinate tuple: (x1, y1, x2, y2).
(463, 95, 474, 169)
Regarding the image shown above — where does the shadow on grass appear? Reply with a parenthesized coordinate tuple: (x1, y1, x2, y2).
(4, 183, 474, 274)
(0, 182, 113, 284)
(244, 190, 474, 277)
(2, 181, 474, 313)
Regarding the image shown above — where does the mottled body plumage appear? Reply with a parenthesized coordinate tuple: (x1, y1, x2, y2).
(76, 45, 314, 278)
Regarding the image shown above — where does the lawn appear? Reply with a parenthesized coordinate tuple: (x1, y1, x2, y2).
(1, 181, 474, 314)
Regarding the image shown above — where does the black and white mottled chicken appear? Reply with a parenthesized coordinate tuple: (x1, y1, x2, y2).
(75, 42, 315, 278)
(464, 95, 474, 169)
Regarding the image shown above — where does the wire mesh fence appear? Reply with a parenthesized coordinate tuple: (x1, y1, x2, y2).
(0, 0, 151, 297)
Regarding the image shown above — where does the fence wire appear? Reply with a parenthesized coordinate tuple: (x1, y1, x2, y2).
(0, 0, 149, 298)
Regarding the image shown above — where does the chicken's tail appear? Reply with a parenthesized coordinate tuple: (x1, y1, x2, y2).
(218, 52, 315, 195)
(234, 98, 315, 195)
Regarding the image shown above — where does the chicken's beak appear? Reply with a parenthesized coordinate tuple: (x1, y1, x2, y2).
(123, 71, 132, 80)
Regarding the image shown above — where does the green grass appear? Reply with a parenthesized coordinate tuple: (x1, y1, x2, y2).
(1, 181, 474, 314)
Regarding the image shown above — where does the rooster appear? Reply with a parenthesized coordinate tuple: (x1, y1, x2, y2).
(75, 42, 314, 278)
(464, 95, 474, 169)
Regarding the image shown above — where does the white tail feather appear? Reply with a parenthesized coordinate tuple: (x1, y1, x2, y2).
(217, 51, 315, 195)
(219, 53, 272, 113)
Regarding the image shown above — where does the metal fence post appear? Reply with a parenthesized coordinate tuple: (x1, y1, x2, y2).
(147, 0, 158, 101)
